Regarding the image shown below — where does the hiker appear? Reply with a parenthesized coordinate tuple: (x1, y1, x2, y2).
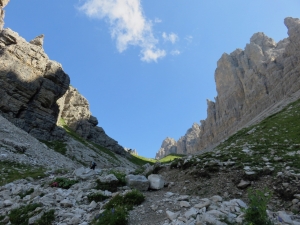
(90, 161, 97, 170)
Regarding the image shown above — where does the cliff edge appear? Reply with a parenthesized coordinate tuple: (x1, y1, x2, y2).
(157, 17, 300, 158)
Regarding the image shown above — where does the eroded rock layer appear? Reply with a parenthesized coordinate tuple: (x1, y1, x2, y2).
(0, 28, 70, 140)
(57, 86, 125, 155)
(156, 17, 300, 159)
(0, 0, 9, 30)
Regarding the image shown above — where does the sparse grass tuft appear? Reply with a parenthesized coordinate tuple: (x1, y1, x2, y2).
(88, 192, 110, 202)
(0, 161, 46, 186)
(40, 140, 67, 155)
(9, 203, 42, 225)
(243, 188, 273, 225)
(50, 177, 78, 189)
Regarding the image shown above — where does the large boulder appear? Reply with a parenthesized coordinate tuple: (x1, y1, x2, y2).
(74, 167, 98, 180)
(125, 174, 149, 191)
(148, 174, 165, 190)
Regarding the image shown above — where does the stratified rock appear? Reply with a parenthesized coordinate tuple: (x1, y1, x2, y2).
(0, 28, 70, 141)
(157, 17, 300, 157)
(29, 34, 44, 47)
(0, 0, 10, 30)
(125, 174, 149, 191)
(156, 137, 177, 159)
(57, 86, 126, 155)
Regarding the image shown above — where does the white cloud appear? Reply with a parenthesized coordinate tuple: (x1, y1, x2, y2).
(154, 17, 162, 23)
(185, 35, 193, 43)
(162, 32, 179, 44)
(170, 50, 180, 56)
(79, 0, 165, 62)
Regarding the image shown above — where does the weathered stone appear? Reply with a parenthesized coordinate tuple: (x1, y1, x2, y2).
(166, 210, 180, 220)
(237, 180, 251, 189)
(148, 174, 165, 190)
(74, 167, 97, 180)
(29, 34, 44, 47)
(125, 174, 149, 191)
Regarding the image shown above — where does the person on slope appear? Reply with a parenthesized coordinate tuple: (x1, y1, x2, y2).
(90, 161, 97, 170)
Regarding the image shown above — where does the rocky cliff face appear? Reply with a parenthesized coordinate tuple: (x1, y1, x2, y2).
(0, 28, 70, 140)
(0, 0, 9, 30)
(57, 86, 126, 155)
(0, 1, 126, 155)
(156, 17, 300, 159)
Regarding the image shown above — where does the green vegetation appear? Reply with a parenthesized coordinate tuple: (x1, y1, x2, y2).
(87, 192, 110, 202)
(127, 154, 156, 166)
(59, 118, 120, 164)
(94, 206, 128, 225)
(91, 143, 119, 161)
(18, 188, 34, 199)
(92, 190, 145, 225)
(59, 118, 89, 146)
(104, 189, 145, 210)
(168, 98, 300, 173)
(159, 154, 184, 163)
(50, 177, 78, 189)
(9, 203, 42, 225)
(0, 161, 46, 186)
(33, 209, 55, 225)
(40, 140, 67, 155)
(243, 188, 273, 225)
(109, 170, 126, 186)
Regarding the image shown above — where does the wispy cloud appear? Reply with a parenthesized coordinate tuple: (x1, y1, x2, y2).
(170, 50, 180, 56)
(162, 32, 179, 44)
(79, 0, 166, 62)
(185, 35, 193, 43)
(154, 18, 162, 23)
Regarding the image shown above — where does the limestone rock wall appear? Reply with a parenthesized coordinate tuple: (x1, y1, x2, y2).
(0, 0, 9, 30)
(0, 28, 70, 140)
(156, 17, 300, 159)
(57, 86, 126, 155)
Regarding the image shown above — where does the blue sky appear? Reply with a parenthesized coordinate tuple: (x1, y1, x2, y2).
(5, 1, 300, 158)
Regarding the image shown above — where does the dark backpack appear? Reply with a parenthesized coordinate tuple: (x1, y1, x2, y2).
(92, 162, 97, 167)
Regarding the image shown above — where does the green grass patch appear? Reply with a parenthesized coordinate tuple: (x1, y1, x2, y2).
(40, 140, 67, 155)
(0, 161, 46, 186)
(9, 203, 42, 225)
(210, 98, 300, 172)
(109, 170, 126, 186)
(33, 209, 55, 225)
(127, 155, 156, 166)
(159, 154, 185, 163)
(50, 177, 78, 189)
(94, 206, 128, 225)
(88, 192, 110, 202)
(104, 190, 145, 210)
(59, 118, 90, 146)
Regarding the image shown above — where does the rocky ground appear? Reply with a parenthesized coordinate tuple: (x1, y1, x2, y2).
(1, 158, 300, 225)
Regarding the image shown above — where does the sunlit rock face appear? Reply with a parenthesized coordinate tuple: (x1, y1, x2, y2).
(0, 0, 10, 30)
(0, 27, 70, 140)
(156, 17, 300, 158)
(57, 86, 126, 155)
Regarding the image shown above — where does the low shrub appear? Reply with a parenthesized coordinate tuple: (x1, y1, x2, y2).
(243, 188, 273, 225)
(94, 206, 128, 225)
(105, 190, 145, 210)
(96, 180, 118, 192)
(33, 209, 55, 225)
(50, 177, 78, 189)
(9, 203, 42, 225)
(88, 192, 110, 202)
(109, 170, 126, 186)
